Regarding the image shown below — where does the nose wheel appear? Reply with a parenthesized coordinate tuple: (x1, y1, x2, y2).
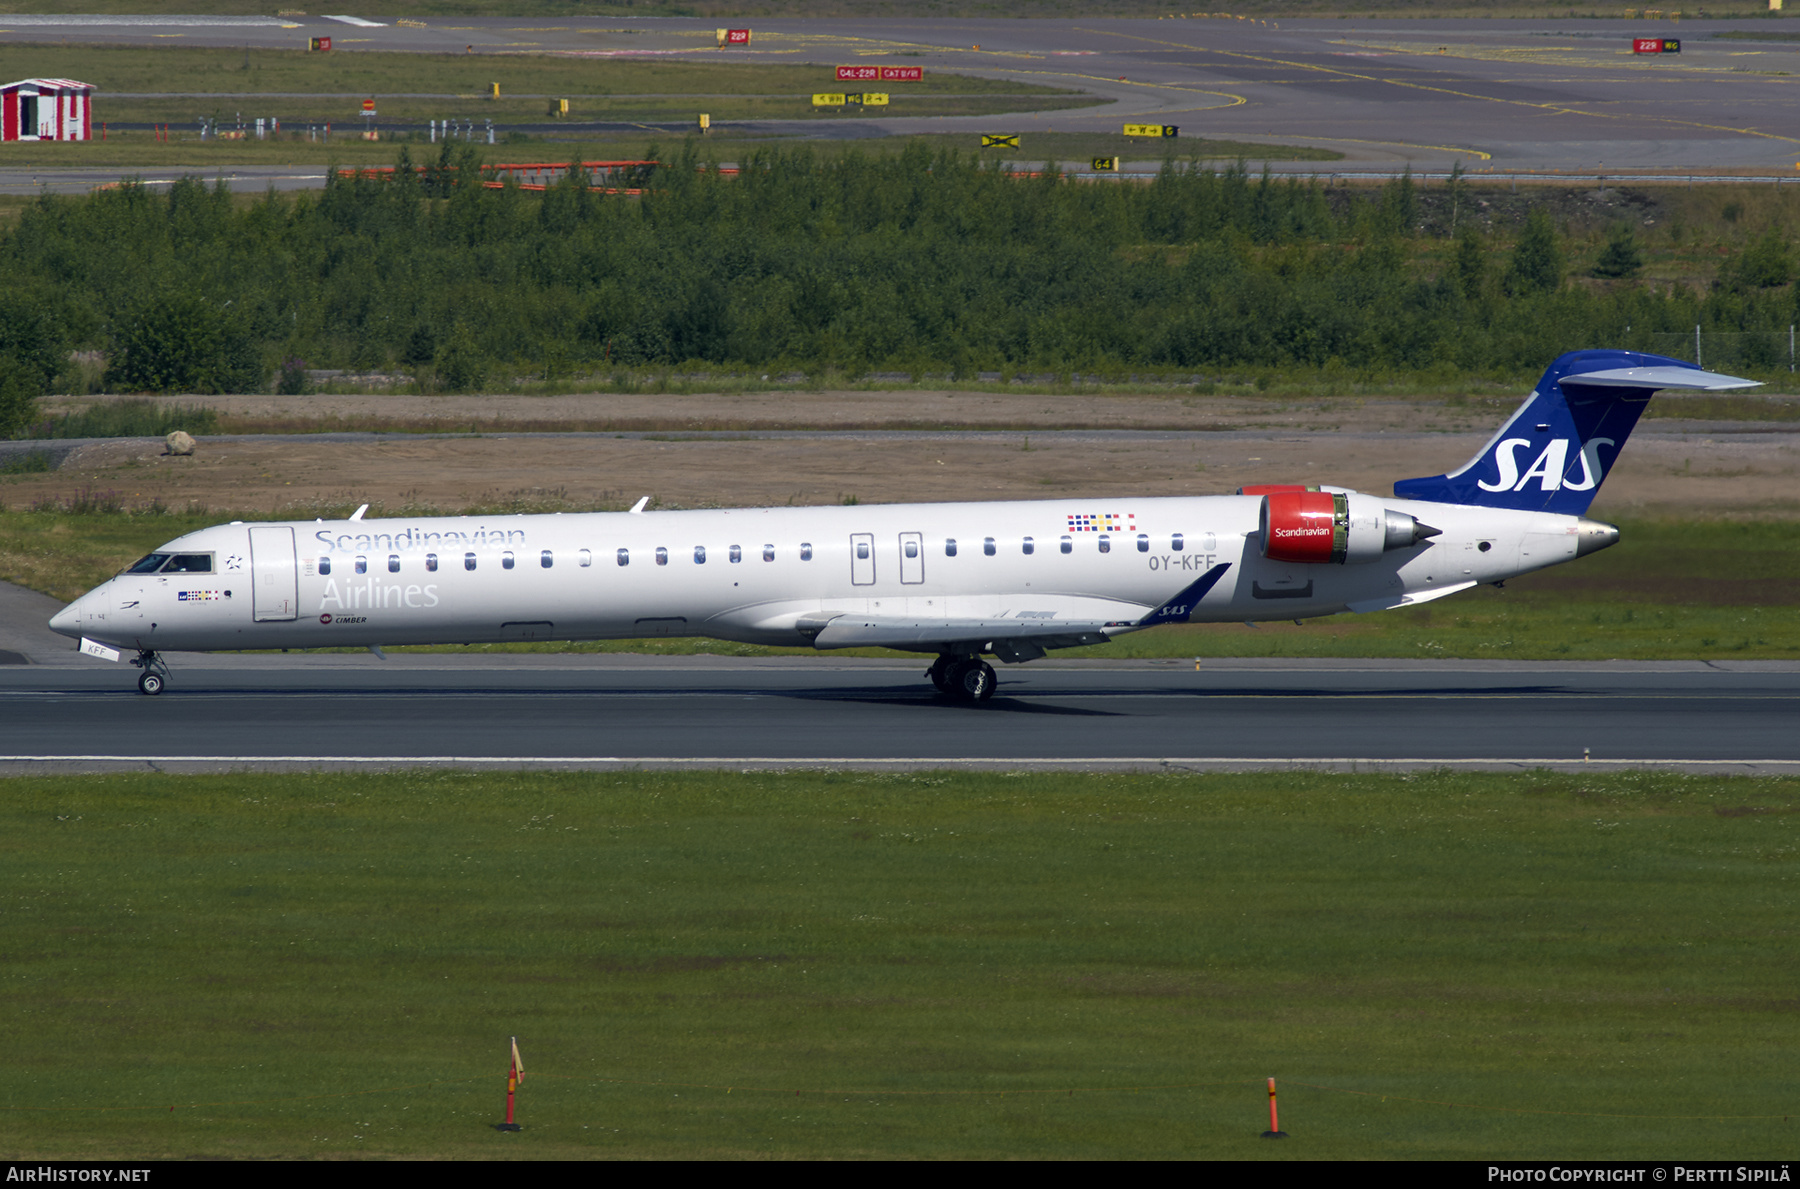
(131, 650, 169, 696)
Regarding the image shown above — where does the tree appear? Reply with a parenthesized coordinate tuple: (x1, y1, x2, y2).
(0, 293, 66, 435)
(0, 356, 40, 438)
(433, 322, 486, 392)
(108, 295, 263, 394)
(1507, 209, 1564, 295)
(1451, 225, 1486, 299)
(1723, 228, 1792, 290)
(1592, 222, 1644, 279)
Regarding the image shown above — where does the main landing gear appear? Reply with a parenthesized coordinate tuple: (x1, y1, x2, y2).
(131, 649, 169, 696)
(927, 654, 996, 703)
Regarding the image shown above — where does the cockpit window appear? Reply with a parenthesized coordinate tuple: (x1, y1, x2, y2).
(164, 554, 213, 573)
(125, 553, 172, 574)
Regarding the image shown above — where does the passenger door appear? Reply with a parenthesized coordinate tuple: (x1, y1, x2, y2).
(249, 526, 298, 621)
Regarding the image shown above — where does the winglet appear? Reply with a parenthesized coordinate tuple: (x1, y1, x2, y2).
(1138, 563, 1233, 626)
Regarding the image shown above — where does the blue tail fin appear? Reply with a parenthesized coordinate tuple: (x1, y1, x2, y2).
(1393, 349, 1758, 515)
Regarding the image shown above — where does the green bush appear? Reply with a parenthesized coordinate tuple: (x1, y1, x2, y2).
(0, 357, 41, 439)
(0, 152, 1791, 388)
(1507, 209, 1564, 295)
(108, 295, 263, 394)
(1592, 222, 1644, 280)
(433, 322, 486, 393)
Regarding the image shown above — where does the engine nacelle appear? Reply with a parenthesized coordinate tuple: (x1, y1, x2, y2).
(1259, 490, 1439, 565)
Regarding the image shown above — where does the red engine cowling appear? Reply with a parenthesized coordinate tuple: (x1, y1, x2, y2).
(1261, 490, 1341, 564)
(1259, 491, 1441, 564)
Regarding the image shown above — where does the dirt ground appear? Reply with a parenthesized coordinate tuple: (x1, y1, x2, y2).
(37, 389, 1509, 434)
(11, 391, 1800, 520)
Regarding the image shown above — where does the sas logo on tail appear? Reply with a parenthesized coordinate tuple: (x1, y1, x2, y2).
(1479, 437, 1615, 493)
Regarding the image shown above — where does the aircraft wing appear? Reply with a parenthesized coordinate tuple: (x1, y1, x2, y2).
(797, 564, 1233, 662)
(799, 613, 1123, 663)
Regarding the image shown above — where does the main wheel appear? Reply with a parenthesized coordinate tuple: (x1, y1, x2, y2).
(927, 656, 954, 692)
(137, 671, 164, 696)
(954, 660, 996, 703)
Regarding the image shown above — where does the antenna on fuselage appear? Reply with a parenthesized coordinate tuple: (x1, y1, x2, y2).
(628, 496, 650, 514)
(349, 504, 369, 522)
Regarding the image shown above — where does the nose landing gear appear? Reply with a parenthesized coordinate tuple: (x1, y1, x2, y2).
(926, 654, 997, 703)
(131, 650, 169, 695)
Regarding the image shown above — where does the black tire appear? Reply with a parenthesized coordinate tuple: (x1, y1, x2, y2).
(956, 660, 996, 702)
(138, 671, 164, 696)
(927, 657, 954, 692)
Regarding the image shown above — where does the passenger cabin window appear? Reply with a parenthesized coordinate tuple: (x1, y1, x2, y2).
(1137, 533, 1149, 553)
(655, 547, 668, 566)
(464, 553, 477, 571)
(729, 545, 742, 564)
(1098, 536, 1111, 554)
(355, 556, 367, 575)
(502, 551, 515, 570)
(945, 538, 957, 557)
(1022, 536, 1034, 555)
(983, 538, 996, 557)
(318, 556, 332, 576)
(163, 554, 213, 573)
(425, 554, 438, 572)
(541, 550, 553, 569)
(800, 543, 813, 561)
(617, 548, 629, 567)
(762, 544, 775, 562)
(126, 553, 172, 574)
(578, 549, 592, 567)
(694, 546, 706, 564)
(388, 555, 400, 573)
(1171, 533, 1184, 552)
(1060, 536, 1072, 555)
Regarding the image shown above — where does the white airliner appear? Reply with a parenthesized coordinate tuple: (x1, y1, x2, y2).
(49, 350, 1756, 699)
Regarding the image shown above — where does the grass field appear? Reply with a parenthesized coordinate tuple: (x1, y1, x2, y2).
(2, 507, 1796, 660)
(0, 45, 1093, 134)
(2, 768, 1795, 1159)
(0, 46, 1077, 101)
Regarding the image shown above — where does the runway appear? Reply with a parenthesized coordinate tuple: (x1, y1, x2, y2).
(3, 656, 1796, 773)
(3, 14, 1799, 175)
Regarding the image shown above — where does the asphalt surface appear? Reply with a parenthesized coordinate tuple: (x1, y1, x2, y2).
(2, 650, 1796, 773)
(3, 13, 1798, 185)
(5, 576, 1792, 773)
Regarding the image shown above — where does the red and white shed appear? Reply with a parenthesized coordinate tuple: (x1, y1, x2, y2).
(2, 79, 96, 142)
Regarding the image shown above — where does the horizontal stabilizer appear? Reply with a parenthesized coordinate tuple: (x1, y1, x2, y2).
(1563, 365, 1759, 392)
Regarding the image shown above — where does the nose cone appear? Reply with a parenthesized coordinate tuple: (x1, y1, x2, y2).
(1574, 518, 1621, 558)
(48, 600, 82, 638)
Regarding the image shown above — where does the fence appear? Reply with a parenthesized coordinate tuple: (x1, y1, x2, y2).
(1630, 326, 1797, 375)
